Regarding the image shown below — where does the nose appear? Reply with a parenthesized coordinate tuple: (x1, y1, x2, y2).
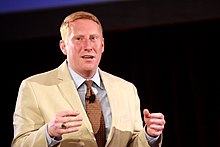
(83, 38, 92, 50)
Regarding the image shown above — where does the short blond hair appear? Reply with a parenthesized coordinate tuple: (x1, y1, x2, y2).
(60, 11, 103, 41)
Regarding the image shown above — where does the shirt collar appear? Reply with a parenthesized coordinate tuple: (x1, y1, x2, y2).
(68, 66, 101, 89)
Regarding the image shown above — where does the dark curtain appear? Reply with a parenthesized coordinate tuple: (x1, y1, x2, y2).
(1, 19, 219, 147)
(101, 19, 219, 147)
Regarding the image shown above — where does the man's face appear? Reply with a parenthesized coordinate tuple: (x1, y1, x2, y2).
(60, 19, 104, 78)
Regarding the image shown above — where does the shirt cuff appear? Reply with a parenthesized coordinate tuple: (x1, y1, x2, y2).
(144, 125, 159, 144)
(46, 125, 61, 146)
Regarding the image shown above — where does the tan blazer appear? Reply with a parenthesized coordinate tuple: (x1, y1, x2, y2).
(12, 60, 162, 147)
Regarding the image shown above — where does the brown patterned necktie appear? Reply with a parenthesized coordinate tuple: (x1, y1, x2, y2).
(85, 80, 106, 147)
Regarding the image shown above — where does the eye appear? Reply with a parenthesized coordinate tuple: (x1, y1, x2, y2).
(90, 35, 99, 41)
(76, 37, 82, 41)
(73, 35, 84, 41)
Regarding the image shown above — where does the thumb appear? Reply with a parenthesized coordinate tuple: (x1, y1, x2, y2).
(143, 109, 150, 118)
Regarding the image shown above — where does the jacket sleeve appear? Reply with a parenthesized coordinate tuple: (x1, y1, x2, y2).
(12, 80, 48, 147)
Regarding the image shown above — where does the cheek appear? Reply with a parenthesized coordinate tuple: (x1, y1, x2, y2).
(67, 42, 80, 52)
(96, 41, 104, 51)
(67, 46, 82, 58)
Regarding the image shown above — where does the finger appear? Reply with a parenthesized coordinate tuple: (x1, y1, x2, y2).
(147, 117, 166, 128)
(148, 113, 165, 119)
(60, 121, 82, 134)
(64, 120, 83, 128)
(143, 109, 150, 118)
(147, 127, 163, 137)
(66, 110, 80, 116)
(148, 123, 165, 130)
(62, 115, 83, 124)
(58, 110, 80, 117)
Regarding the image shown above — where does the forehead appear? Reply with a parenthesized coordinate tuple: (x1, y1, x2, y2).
(69, 19, 101, 33)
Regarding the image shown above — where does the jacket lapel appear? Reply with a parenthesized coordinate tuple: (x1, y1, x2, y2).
(56, 61, 94, 135)
(99, 70, 121, 145)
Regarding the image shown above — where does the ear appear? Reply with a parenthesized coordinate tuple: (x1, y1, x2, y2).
(101, 38, 105, 53)
(59, 40, 67, 55)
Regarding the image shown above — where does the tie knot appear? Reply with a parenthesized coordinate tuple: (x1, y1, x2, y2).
(85, 80, 93, 88)
(85, 80, 95, 103)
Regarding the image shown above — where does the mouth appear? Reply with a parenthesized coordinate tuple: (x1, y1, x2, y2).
(81, 55, 94, 59)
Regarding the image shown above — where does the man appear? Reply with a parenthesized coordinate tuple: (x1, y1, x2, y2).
(12, 11, 165, 147)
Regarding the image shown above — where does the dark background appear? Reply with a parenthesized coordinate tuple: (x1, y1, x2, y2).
(1, 1, 220, 147)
